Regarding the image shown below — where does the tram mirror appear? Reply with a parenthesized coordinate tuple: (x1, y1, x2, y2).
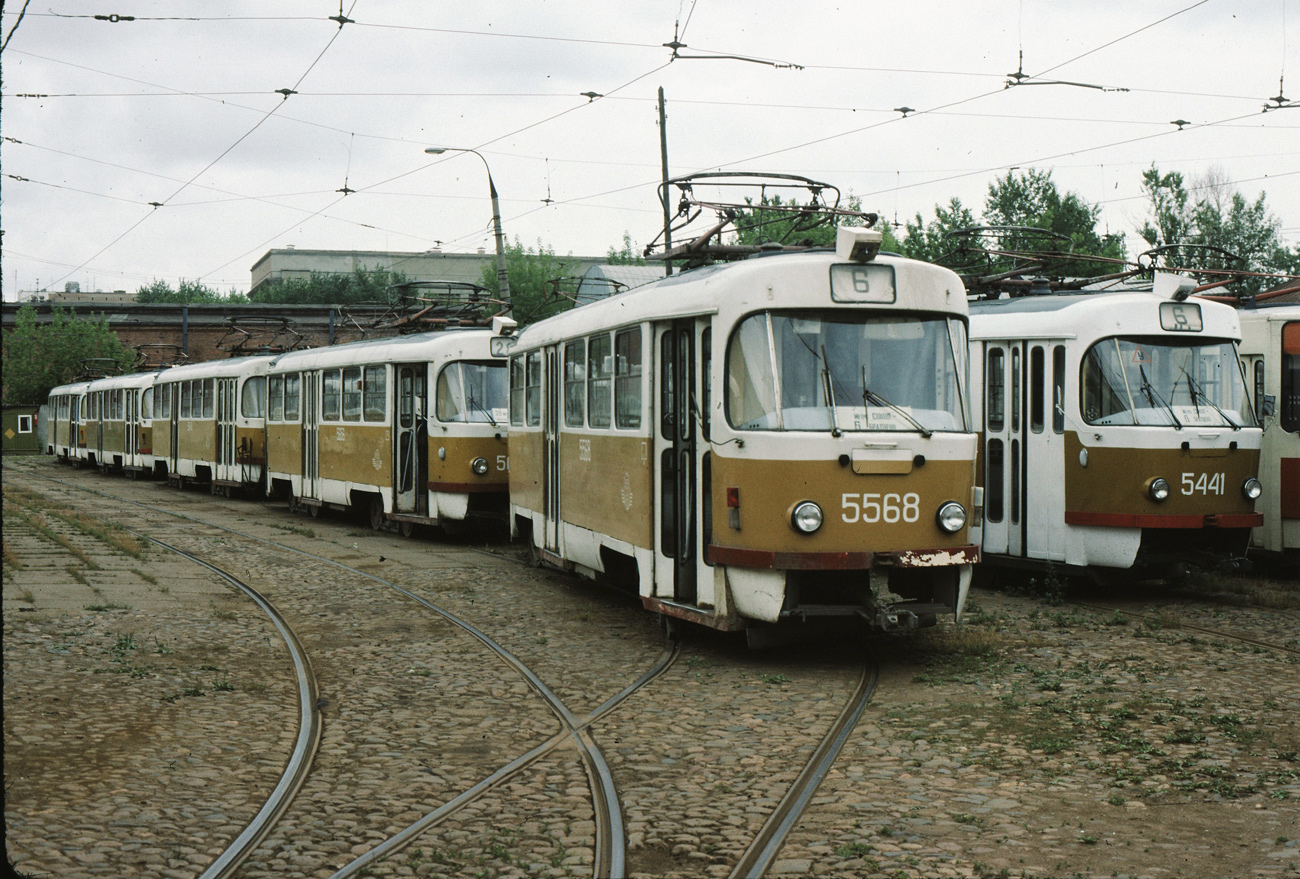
(1261, 394, 1276, 417)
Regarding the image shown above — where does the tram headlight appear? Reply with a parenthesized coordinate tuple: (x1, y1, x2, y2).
(936, 501, 967, 533)
(791, 501, 824, 534)
(1242, 477, 1263, 500)
(1147, 477, 1170, 502)
(471, 456, 489, 476)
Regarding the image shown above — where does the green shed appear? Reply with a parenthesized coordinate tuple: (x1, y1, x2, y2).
(2, 405, 43, 455)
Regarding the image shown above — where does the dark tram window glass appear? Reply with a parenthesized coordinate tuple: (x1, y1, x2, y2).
(363, 366, 386, 422)
(1283, 322, 1300, 433)
(269, 375, 284, 421)
(564, 341, 585, 427)
(283, 373, 300, 422)
(525, 351, 542, 427)
(509, 356, 525, 426)
(322, 369, 341, 421)
(1010, 440, 1021, 524)
(1030, 346, 1045, 434)
(987, 347, 1005, 432)
(1011, 347, 1021, 432)
(1052, 345, 1066, 434)
(986, 439, 1004, 523)
(614, 328, 642, 430)
(342, 366, 362, 422)
(587, 334, 612, 429)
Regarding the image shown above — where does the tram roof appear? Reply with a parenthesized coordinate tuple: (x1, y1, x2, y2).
(265, 328, 493, 371)
(48, 380, 93, 396)
(513, 251, 967, 348)
(156, 353, 277, 382)
(89, 369, 167, 391)
(969, 290, 1244, 341)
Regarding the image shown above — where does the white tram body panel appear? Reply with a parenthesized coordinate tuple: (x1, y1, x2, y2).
(85, 370, 164, 475)
(47, 380, 91, 463)
(508, 245, 979, 633)
(264, 330, 508, 526)
(969, 291, 1263, 574)
(1236, 304, 1300, 556)
(152, 355, 274, 488)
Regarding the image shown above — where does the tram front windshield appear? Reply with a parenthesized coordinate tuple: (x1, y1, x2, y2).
(1081, 337, 1256, 428)
(436, 361, 509, 424)
(726, 311, 967, 432)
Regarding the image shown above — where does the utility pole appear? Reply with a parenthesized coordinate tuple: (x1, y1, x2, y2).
(658, 87, 673, 277)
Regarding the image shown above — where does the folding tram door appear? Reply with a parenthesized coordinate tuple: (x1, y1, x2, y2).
(654, 319, 710, 605)
(543, 346, 561, 554)
(394, 364, 428, 516)
(981, 339, 1067, 561)
(300, 371, 320, 501)
(215, 377, 237, 486)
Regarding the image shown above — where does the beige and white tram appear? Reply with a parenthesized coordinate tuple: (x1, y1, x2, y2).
(1236, 303, 1300, 557)
(152, 355, 274, 492)
(263, 330, 510, 531)
(83, 370, 164, 477)
(507, 229, 979, 636)
(47, 380, 91, 463)
(969, 286, 1264, 576)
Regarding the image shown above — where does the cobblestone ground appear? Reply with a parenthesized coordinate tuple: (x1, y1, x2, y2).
(4, 457, 1299, 879)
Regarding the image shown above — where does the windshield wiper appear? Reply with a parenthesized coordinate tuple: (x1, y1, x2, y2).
(1181, 368, 1240, 430)
(820, 345, 842, 437)
(862, 366, 932, 437)
(466, 390, 498, 427)
(1139, 364, 1182, 429)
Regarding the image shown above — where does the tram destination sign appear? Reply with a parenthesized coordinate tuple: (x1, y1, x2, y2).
(1159, 301, 1203, 332)
(830, 264, 896, 304)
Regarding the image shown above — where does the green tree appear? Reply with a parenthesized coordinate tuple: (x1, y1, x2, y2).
(901, 197, 979, 263)
(1140, 165, 1300, 294)
(731, 194, 871, 248)
(251, 267, 408, 305)
(606, 232, 647, 265)
(2, 305, 136, 404)
(983, 169, 1126, 275)
(480, 238, 579, 325)
(135, 279, 245, 303)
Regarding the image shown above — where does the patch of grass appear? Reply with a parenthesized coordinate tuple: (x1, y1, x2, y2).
(19, 589, 35, 603)
(213, 609, 237, 621)
(131, 568, 158, 585)
(212, 678, 234, 692)
(269, 522, 316, 538)
(760, 673, 792, 686)
(85, 602, 130, 612)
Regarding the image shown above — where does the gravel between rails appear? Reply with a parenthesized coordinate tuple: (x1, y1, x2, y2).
(5, 456, 1300, 879)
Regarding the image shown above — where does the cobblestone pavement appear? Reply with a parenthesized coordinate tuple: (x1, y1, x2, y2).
(4, 457, 1299, 879)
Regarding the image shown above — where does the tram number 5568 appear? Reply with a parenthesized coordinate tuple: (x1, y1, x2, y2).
(842, 492, 921, 524)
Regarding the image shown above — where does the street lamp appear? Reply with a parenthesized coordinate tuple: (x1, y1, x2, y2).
(424, 147, 510, 304)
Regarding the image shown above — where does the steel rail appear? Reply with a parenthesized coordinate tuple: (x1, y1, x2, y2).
(20, 467, 635, 878)
(727, 652, 879, 879)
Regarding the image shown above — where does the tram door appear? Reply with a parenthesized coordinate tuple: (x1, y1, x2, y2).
(655, 320, 702, 604)
(543, 346, 561, 553)
(216, 378, 236, 482)
(125, 389, 138, 465)
(301, 371, 320, 499)
(394, 365, 427, 515)
(93, 391, 105, 466)
(982, 343, 1021, 556)
(169, 385, 180, 474)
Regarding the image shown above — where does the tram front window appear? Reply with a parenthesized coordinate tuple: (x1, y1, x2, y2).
(436, 361, 509, 424)
(726, 311, 967, 432)
(1081, 337, 1256, 428)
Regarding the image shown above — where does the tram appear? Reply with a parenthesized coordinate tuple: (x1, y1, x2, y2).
(507, 227, 979, 637)
(152, 355, 275, 492)
(83, 370, 165, 477)
(1236, 302, 1300, 557)
(46, 380, 91, 464)
(263, 329, 510, 532)
(968, 280, 1264, 577)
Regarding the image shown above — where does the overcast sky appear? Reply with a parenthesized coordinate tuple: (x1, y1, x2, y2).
(2, 0, 1298, 299)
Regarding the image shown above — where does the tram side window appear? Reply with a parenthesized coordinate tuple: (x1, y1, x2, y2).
(509, 356, 525, 426)
(80, 396, 88, 420)
(987, 347, 1005, 432)
(615, 328, 642, 429)
(115, 390, 124, 420)
(202, 379, 215, 419)
(1283, 322, 1300, 433)
(268, 376, 284, 421)
(142, 388, 153, 421)
(242, 376, 266, 419)
(986, 439, 1004, 523)
(588, 333, 612, 429)
(1254, 360, 1266, 424)
(1011, 348, 1021, 432)
(364, 366, 386, 422)
(342, 367, 362, 422)
(1052, 346, 1065, 434)
(157, 385, 169, 420)
(525, 351, 542, 427)
(1030, 346, 1045, 433)
(322, 369, 342, 421)
(564, 341, 586, 427)
(284, 373, 301, 421)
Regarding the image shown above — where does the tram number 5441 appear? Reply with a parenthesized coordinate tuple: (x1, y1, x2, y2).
(1181, 472, 1224, 496)
(842, 492, 921, 524)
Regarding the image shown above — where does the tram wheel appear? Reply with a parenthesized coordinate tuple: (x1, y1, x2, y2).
(527, 539, 543, 568)
(307, 503, 321, 519)
(368, 497, 385, 531)
(399, 520, 416, 539)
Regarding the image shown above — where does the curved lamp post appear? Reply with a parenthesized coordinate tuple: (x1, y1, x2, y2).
(424, 147, 510, 304)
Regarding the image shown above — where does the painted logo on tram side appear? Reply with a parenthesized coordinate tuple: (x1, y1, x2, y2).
(841, 492, 922, 524)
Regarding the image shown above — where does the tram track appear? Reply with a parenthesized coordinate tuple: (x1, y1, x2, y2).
(14, 464, 678, 878)
(727, 652, 879, 879)
(1070, 600, 1300, 656)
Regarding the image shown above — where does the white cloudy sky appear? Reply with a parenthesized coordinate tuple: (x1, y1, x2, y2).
(2, 0, 1298, 299)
